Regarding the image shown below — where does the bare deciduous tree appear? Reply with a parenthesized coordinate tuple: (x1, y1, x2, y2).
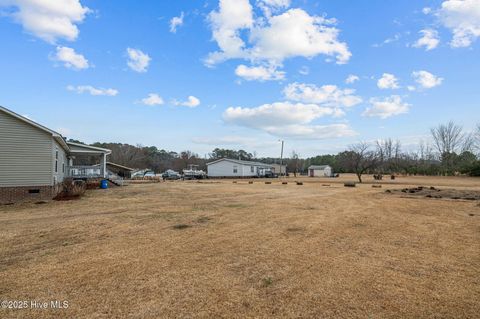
(290, 150, 300, 177)
(430, 121, 465, 156)
(339, 142, 380, 183)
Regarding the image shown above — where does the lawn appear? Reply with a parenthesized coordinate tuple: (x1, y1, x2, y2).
(1, 175, 479, 318)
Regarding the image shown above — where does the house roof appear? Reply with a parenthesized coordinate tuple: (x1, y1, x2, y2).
(0, 105, 69, 151)
(0, 105, 111, 155)
(106, 162, 134, 171)
(206, 158, 273, 168)
(67, 142, 111, 155)
(308, 165, 331, 170)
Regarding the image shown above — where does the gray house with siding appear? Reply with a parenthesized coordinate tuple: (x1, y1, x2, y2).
(0, 106, 111, 204)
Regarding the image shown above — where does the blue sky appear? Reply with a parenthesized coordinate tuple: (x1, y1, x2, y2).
(0, 0, 479, 157)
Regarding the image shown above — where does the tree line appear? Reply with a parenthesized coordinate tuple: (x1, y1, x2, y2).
(72, 122, 480, 181)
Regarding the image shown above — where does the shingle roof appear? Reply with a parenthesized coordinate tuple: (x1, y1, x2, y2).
(206, 158, 273, 168)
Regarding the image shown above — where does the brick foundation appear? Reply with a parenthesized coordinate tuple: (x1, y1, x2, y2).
(0, 185, 60, 204)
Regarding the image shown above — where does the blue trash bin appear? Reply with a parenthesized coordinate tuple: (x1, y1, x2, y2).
(100, 179, 108, 189)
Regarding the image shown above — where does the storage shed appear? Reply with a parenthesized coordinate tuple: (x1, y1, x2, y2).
(308, 165, 333, 177)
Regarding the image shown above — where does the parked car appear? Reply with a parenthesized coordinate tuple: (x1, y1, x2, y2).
(264, 171, 279, 178)
(162, 169, 181, 180)
(143, 171, 156, 177)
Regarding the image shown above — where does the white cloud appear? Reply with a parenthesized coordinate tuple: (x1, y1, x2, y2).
(283, 82, 362, 108)
(298, 66, 309, 75)
(0, 0, 90, 43)
(438, 0, 480, 47)
(412, 70, 443, 89)
(413, 29, 440, 50)
(67, 85, 118, 96)
(377, 73, 400, 89)
(257, 0, 291, 16)
(249, 9, 351, 64)
(126, 48, 151, 73)
(53, 46, 89, 69)
(363, 95, 410, 119)
(205, 2, 351, 67)
(224, 102, 334, 127)
(345, 74, 359, 84)
(264, 123, 356, 139)
(373, 33, 401, 47)
(169, 12, 184, 33)
(173, 96, 201, 108)
(206, 0, 253, 65)
(422, 7, 432, 14)
(235, 64, 285, 81)
(140, 93, 164, 106)
(223, 101, 355, 139)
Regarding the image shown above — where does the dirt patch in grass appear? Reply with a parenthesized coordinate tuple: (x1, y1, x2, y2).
(387, 186, 480, 201)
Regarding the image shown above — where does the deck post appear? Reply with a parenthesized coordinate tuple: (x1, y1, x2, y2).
(102, 153, 107, 178)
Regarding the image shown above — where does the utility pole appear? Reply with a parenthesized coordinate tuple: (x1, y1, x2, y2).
(279, 140, 284, 177)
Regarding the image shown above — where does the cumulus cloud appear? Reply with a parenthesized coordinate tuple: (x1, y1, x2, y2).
(205, 0, 351, 69)
(377, 73, 400, 89)
(412, 70, 443, 89)
(140, 93, 164, 106)
(257, 0, 291, 17)
(169, 12, 184, 33)
(413, 29, 440, 50)
(53, 46, 89, 69)
(173, 96, 201, 108)
(249, 8, 351, 64)
(363, 95, 410, 119)
(438, 0, 480, 47)
(222, 101, 356, 139)
(235, 64, 285, 81)
(67, 85, 118, 96)
(345, 74, 359, 84)
(283, 82, 362, 108)
(206, 0, 254, 65)
(224, 102, 334, 127)
(0, 0, 90, 43)
(126, 48, 151, 73)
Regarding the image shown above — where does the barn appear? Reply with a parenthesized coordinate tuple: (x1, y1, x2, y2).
(308, 165, 333, 177)
(206, 158, 273, 178)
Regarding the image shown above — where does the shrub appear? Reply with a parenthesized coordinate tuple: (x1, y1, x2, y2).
(54, 179, 86, 200)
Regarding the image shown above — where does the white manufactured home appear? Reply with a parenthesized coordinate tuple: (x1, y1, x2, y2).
(0, 106, 111, 204)
(206, 158, 274, 178)
(308, 165, 333, 177)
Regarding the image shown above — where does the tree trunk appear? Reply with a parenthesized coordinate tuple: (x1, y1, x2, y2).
(356, 172, 363, 183)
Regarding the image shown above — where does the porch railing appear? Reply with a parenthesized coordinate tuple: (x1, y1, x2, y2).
(67, 165, 103, 178)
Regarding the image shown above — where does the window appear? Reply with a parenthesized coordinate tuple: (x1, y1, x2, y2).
(28, 189, 40, 194)
(233, 166, 238, 173)
(55, 150, 58, 173)
(251, 166, 254, 173)
(62, 163, 65, 173)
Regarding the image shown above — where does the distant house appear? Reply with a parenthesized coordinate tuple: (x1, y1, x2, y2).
(206, 158, 273, 178)
(0, 106, 111, 204)
(308, 165, 333, 177)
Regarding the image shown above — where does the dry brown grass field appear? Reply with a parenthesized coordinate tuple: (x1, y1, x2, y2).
(1, 174, 480, 318)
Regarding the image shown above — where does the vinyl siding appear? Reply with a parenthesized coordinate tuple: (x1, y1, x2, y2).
(52, 140, 68, 184)
(0, 111, 53, 187)
(311, 167, 332, 177)
(207, 160, 258, 177)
